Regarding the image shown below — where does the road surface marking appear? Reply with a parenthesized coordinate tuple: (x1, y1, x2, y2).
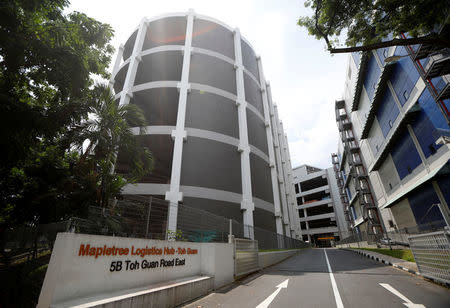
(324, 249, 344, 308)
(379, 283, 426, 308)
(255, 279, 288, 308)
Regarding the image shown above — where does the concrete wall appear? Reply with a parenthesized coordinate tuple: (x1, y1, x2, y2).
(258, 250, 300, 268)
(38, 233, 234, 308)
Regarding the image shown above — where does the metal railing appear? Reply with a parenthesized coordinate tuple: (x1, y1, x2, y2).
(336, 220, 447, 248)
(408, 230, 450, 284)
(234, 238, 259, 277)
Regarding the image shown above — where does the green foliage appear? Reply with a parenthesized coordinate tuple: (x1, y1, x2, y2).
(0, 1, 152, 228)
(71, 84, 153, 208)
(298, 0, 450, 53)
(167, 229, 187, 241)
(356, 248, 415, 262)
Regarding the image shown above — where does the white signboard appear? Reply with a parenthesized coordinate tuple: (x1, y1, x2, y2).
(38, 233, 207, 307)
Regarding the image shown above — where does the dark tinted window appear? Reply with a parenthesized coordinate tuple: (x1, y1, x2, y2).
(189, 54, 236, 94)
(241, 39, 259, 79)
(186, 90, 239, 138)
(134, 51, 183, 85)
(181, 137, 242, 194)
(143, 17, 187, 50)
(130, 88, 179, 126)
(192, 19, 234, 59)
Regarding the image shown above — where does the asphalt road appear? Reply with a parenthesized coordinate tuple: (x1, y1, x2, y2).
(185, 248, 450, 308)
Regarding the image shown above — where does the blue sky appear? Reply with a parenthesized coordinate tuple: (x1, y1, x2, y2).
(69, 0, 348, 169)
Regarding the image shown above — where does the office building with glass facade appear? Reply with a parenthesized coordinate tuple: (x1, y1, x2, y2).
(333, 36, 450, 240)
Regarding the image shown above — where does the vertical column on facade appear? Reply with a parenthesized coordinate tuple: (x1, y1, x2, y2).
(284, 135, 301, 238)
(118, 19, 147, 107)
(280, 126, 297, 238)
(233, 29, 254, 239)
(273, 106, 292, 236)
(257, 61, 283, 235)
(109, 44, 124, 90)
(165, 10, 195, 233)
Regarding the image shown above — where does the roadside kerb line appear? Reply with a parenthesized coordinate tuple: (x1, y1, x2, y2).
(324, 249, 344, 308)
(342, 248, 421, 276)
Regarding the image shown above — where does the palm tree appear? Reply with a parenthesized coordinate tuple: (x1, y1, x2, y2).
(73, 84, 153, 208)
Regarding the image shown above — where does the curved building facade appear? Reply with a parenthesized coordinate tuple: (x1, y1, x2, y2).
(111, 11, 300, 239)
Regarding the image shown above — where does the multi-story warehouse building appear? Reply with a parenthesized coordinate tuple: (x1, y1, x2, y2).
(332, 34, 450, 242)
(293, 165, 348, 246)
(110, 11, 301, 239)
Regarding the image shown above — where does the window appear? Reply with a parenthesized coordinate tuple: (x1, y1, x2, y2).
(428, 144, 437, 155)
(388, 220, 395, 228)
(389, 120, 393, 128)
(403, 90, 409, 101)
(389, 183, 392, 190)
(375, 144, 379, 152)
(383, 49, 388, 58)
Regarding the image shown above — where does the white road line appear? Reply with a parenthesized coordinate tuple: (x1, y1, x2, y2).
(324, 249, 344, 308)
(255, 279, 289, 308)
(379, 283, 426, 308)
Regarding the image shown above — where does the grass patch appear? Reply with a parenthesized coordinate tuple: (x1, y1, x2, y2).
(354, 248, 415, 262)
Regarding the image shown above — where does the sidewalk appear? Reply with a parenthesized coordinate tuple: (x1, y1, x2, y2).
(342, 248, 419, 275)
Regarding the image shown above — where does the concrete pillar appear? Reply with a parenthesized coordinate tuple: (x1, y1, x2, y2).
(109, 44, 124, 90)
(118, 18, 148, 107)
(233, 28, 254, 239)
(165, 10, 195, 233)
(270, 103, 291, 236)
(257, 60, 283, 236)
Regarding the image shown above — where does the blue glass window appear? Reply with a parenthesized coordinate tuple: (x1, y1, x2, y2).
(391, 130, 422, 179)
(363, 55, 381, 101)
(417, 88, 449, 136)
(376, 90, 399, 137)
(407, 182, 444, 229)
(390, 57, 420, 106)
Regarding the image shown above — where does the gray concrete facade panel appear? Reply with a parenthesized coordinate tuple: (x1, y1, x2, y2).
(185, 90, 239, 138)
(189, 53, 237, 94)
(180, 137, 242, 194)
(250, 153, 274, 203)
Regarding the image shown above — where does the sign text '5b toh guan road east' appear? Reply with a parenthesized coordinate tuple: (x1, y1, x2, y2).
(77, 243, 198, 272)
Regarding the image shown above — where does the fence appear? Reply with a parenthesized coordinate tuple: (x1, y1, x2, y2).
(234, 238, 259, 277)
(408, 231, 450, 284)
(336, 220, 447, 247)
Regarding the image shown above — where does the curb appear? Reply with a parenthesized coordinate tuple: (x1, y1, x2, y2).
(342, 248, 420, 276)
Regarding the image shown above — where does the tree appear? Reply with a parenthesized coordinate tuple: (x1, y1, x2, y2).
(71, 84, 153, 209)
(0, 0, 114, 227)
(298, 0, 450, 54)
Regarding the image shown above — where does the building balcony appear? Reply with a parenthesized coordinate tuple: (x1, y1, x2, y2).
(298, 185, 330, 197)
(423, 52, 450, 79)
(302, 226, 339, 235)
(298, 199, 332, 209)
(300, 212, 336, 222)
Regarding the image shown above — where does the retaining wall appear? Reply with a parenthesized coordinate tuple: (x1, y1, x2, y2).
(258, 249, 300, 268)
